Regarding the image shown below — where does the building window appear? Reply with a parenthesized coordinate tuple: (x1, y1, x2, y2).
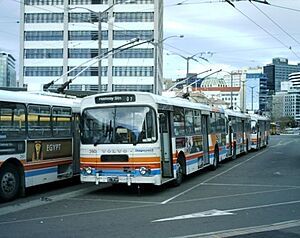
(68, 31, 108, 40)
(114, 0, 154, 3)
(68, 12, 108, 23)
(113, 30, 154, 40)
(24, 67, 63, 76)
(113, 48, 153, 58)
(114, 12, 154, 22)
(113, 66, 153, 77)
(68, 48, 107, 58)
(25, 31, 63, 41)
(25, 13, 64, 23)
(69, 0, 108, 4)
(25, 0, 64, 5)
(68, 66, 107, 76)
(25, 49, 63, 59)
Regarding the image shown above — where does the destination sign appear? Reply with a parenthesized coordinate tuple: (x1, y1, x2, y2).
(95, 95, 136, 104)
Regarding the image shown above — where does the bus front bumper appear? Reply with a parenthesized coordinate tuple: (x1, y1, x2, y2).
(80, 173, 161, 186)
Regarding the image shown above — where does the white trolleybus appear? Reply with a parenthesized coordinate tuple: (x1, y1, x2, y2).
(225, 109, 251, 159)
(250, 113, 270, 150)
(0, 90, 81, 201)
(80, 92, 228, 187)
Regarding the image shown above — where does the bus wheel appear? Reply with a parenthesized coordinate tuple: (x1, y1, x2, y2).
(211, 147, 219, 171)
(0, 164, 20, 202)
(173, 159, 184, 187)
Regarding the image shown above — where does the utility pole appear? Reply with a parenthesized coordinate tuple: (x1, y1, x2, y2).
(98, 11, 102, 93)
(250, 86, 256, 111)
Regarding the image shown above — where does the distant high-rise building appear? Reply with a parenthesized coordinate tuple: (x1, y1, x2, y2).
(263, 57, 300, 93)
(20, 0, 163, 93)
(0, 52, 16, 87)
(245, 70, 268, 112)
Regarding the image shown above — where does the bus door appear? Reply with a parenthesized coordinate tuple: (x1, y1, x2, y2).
(201, 114, 209, 164)
(228, 119, 233, 156)
(159, 110, 173, 178)
(242, 119, 245, 152)
(72, 113, 81, 174)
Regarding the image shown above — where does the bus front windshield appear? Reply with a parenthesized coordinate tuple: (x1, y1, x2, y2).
(81, 106, 157, 145)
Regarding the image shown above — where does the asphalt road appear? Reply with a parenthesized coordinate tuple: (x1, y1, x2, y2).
(0, 135, 300, 238)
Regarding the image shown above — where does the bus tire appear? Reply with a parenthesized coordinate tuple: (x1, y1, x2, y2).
(0, 164, 20, 202)
(211, 146, 219, 170)
(173, 158, 184, 187)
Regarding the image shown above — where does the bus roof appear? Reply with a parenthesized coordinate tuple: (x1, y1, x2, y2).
(225, 109, 251, 119)
(0, 90, 81, 112)
(249, 113, 270, 121)
(81, 91, 212, 112)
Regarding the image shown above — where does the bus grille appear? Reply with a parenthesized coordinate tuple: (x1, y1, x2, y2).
(101, 155, 129, 162)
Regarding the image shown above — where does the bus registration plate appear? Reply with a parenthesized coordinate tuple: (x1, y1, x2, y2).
(107, 177, 119, 183)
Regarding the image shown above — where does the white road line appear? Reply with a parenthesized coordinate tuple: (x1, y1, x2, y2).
(69, 197, 161, 204)
(0, 203, 154, 225)
(161, 149, 269, 204)
(153, 200, 300, 223)
(170, 219, 300, 238)
(168, 187, 300, 205)
(201, 182, 300, 188)
(0, 185, 100, 216)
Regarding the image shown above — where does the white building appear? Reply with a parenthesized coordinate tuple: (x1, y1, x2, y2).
(199, 77, 242, 111)
(272, 72, 300, 123)
(20, 0, 163, 93)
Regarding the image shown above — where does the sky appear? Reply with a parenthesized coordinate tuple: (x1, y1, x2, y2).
(0, 0, 299, 80)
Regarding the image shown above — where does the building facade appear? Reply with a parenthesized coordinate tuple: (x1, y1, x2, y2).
(263, 57, 300, 94)
(0, 52, 16, 87)
(20, 0, 163, 93)
(245, 71, 268, 112)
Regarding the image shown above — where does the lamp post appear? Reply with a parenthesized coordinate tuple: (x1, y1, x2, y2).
(221, 70, 244, 111)
(152, 35, 184, 94)
(69, 0, 135, 93)
(167, 52, 209, 78)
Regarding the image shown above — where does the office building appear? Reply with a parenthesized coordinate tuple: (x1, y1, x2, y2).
(245, 70, 268, 112)
(20, 0, 163, 93)
(263, 57, 300, 94)
(0, 52, 16, 87)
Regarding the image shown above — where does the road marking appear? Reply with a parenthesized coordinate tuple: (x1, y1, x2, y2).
(152, 199, 300, 223)
(170, 219, 300, 238)
(0, 185, 101, 216)
(161, 149, 269, 204)
(201, 182, 300, 188)
(152, 209, 234, 223)
(0, 203, 155, 225)
(168, 187, 300, 205)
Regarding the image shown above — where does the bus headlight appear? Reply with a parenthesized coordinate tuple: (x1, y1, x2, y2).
(139, 167, 150, 176)
(85, 167, 92, 175)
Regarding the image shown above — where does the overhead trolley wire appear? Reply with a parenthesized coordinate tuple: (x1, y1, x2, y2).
(225, 0, 300, 60)
(249, 0, 300, 47)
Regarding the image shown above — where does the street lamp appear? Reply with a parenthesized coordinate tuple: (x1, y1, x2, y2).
(221, 70, 244, 111)
(69, 0, 135, 93)
(167, 51, 209, 78)
(152, 35, 184, 94)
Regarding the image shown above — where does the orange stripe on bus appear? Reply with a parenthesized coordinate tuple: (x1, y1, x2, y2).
(80, 162, 161, 169)
(80, 156, 160, 163)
